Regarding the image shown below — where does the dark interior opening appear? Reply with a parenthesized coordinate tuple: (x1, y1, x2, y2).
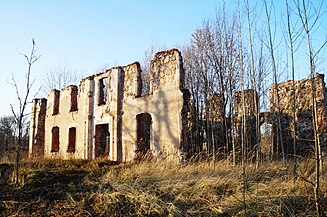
(67, 127, 76, 153)
(95, 124, 109, 158)
(98, 78, 108, 105)
(53, 90, 60, 115)
(70, 86, 78, 112)
(136, 113, 152, 160)
(51, 126, 60, 152)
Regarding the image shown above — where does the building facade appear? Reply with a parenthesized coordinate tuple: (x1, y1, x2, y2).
(29, 48, 327, 162)
(29, 49, 190, 161)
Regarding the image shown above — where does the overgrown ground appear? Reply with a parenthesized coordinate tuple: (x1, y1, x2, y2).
(0, 156, 326, 216)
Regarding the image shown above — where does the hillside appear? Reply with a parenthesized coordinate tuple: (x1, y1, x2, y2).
(0, 158, 326, 216)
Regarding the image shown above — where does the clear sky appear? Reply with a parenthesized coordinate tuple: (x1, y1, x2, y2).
(0, 0, 223, 116)
(0, 0, 326, 117)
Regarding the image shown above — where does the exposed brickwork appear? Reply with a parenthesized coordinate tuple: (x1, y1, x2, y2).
(203, 75, 326, 159)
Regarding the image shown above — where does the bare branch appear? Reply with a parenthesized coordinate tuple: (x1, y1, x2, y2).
(10, 38, 40, 184)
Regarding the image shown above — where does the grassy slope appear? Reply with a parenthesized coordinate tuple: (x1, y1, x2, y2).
(0, 158, 326, 216)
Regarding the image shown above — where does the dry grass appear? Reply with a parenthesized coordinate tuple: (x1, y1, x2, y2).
(0, 157, 326, 216)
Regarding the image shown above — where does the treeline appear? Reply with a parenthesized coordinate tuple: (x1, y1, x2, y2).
(0, 115, 29, 159)
(175, 0, 326, 164)
(177, 1, 325, 215)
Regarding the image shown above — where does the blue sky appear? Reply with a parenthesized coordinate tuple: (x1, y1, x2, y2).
(0, 0, 223, 116)
(0, 0, 326, 116)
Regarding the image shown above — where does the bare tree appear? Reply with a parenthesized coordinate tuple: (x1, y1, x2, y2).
(10, 38, 40, 184)
(42, 61, 81, 95)
(0, 115, 16, 154)
(296, 0, 326, 215)
(284, 0, 301, 179)
(184, 8, 241, 166)
(141, 43, 167, 96)
(183, 27, 211, 160)
(237, 2, 247, 212)
(245, 0, 261, 167)
(263, 0, 285, 163)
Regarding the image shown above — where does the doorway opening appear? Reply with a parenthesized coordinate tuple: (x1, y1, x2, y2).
(136, 113, 152, 160)
(95, 124, 110, 158)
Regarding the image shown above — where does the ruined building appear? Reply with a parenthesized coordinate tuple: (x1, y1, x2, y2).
(270, 74, 327, 154)
(29, 48, 327, 162)
(29, 49, 190, 161)
(202, 74, 326, 160)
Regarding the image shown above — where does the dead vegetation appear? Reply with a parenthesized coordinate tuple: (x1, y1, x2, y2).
(0, 157, 326, 216)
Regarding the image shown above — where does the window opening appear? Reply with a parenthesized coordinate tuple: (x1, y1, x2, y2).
(51, 126, 60, 152)
(98, 78, 108, 105)
(67, 127, 76, 153)
(70, 86, 78, 112)
(53, 90, 60, 115)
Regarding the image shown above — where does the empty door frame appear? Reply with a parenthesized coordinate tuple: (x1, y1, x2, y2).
(94, 124, 110, 158)
(135, 113, 152, 160)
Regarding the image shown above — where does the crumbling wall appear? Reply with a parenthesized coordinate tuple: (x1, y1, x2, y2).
(30, 47, 327, 162)
(180, 89, 192, 159)
(205, 94, 225, 154)
(148, 49, 187, 160)
(43, 84, 89, 159)
(234, 89, 257, 122)
(92, 67, 124, 161)
(31, 48, 189, 162)
(29, 98, 47, 157)
(207, 94, 224, 121)
(122, 62, 142, 98)
(269, 74, 327, 154)
(234, 89, 258, 159)
(121, 49, 187, 161)
(150, 49, 184, 92)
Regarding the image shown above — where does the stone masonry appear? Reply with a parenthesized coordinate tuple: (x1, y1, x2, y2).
(270, 74, 327, 154)
(200, 75, 326, 160)
(29, 48, 326, 161)
(29, 49, 190, 161)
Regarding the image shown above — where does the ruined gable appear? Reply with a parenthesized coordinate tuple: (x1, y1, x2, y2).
(150, 49, 184, 92)
(122, 62, 142, 98)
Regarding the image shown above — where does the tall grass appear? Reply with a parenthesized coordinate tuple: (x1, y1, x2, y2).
(0, 157, 326, 216)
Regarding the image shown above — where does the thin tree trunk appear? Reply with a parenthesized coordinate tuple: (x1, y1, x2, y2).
(285, 0, 298, 179)
(229, 80, 236, 166)
(298, 0, 322, 215)
(264, 0, 285, 163)
(11, 39, 40, 184)
(237, 3, 247, 212)
(246, 0, 260, 167)
(15, 122, 22, 183)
